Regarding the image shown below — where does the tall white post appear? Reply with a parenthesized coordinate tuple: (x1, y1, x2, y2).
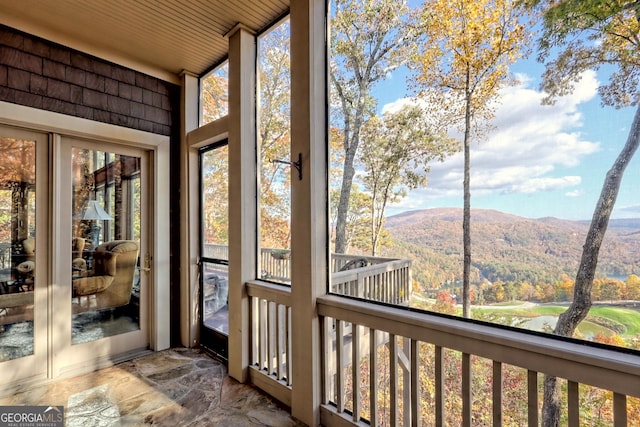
(290, 0, 328, 425)
(179, 70, 200, 348)
(227, 24, 257, 383)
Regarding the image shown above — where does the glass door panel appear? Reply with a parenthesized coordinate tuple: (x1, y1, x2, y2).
(0, 128, 150, 387)
(55, 137, 149, 373)
(0, 125, 47, 387)
(70, 148, 142, 345)
(0, 135, 36, 360)
(200, 142, 228, 359)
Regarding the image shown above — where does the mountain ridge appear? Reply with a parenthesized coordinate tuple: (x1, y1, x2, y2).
(384, 207, 640, 286)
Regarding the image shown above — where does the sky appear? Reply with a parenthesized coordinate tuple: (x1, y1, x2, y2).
(370, 56, 639, 221)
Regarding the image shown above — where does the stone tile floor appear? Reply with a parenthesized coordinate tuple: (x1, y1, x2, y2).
(0, 347, 306, 426)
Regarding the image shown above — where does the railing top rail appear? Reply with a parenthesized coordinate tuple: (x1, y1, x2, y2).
(318, 294, 640, 398)
(247, 280, 292, 306)
(332, 259, 411, 282)
(330, 252, 399, 263)
(203, 244, 405, 267)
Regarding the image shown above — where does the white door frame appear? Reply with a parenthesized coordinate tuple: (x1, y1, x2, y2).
(0, 124, 49, 391)
(0, 101, 170, 382)
(53, 136, 152, 377)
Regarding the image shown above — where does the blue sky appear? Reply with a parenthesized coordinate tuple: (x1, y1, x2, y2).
(371, 57, 639, 221)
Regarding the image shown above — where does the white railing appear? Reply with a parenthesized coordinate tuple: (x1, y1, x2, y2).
(332, 258, 411, 306)
(205, 244, 412, 305)
(229, 252, 638, 425)
(260, 249, 292, 283)
(202, 243, 229, 260)
(317, 294, 640, 427)
(247, 280, 293, 407)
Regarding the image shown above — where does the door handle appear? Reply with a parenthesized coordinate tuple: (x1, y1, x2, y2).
(141, 253, 152, 272)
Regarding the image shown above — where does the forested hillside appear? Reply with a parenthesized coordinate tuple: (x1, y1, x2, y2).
(384, 208, 640, 288)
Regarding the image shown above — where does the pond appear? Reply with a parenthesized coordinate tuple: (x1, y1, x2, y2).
(522, 315, 557, 332)
(519, 315, 615, 339)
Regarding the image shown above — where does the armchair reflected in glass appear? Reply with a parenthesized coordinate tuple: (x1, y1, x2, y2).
(71, 240, 139, 314)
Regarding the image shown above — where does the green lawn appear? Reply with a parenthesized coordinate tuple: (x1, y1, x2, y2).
(575, 320, 615, 338)
(473, 304, 640, 338)
(588, 306, 640, 335)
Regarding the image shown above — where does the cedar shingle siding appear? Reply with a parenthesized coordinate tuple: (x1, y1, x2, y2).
(0, 25, 178, 136)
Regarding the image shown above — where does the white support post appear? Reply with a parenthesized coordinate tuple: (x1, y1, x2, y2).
(179, 71, 200, 348)
(227, 24, 257, 383)
(290, 0, 328, 425)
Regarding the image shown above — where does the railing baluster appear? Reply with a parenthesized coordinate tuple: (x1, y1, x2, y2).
(462, 353, 472, 427)
(528, 370, 538, 427)
(287, 306, 292, 386)
(435, 346, 444, 427)
(568, 380, 579, 427)
(352, 324, 361, 422)
(411, 339, 420, 427)
(401, 338, 411, 424)
(493, 361, 502, 427)
(370, 328, 378, 427)
(336, 319, 345, 413)
(276, 303, 284, 380)
(394, 273, 399, 304)
(251, 296, 258, 366)
(613, 393, 627, 427)
(383, 273, 388, 303)
(390, 333, 398, 426)
(321, 316, 330, 404)
(260, 298, 267, 370)
(268, 301, 276, 375)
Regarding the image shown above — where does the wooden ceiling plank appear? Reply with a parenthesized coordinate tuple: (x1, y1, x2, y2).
(0, 0, 290, 77)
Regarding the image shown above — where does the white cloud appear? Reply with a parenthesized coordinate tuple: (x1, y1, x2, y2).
(615, 204, 640, 217)
(505, 176, 582, 194)
(565, 189, 586, 197)
(384, 70, 601, 208)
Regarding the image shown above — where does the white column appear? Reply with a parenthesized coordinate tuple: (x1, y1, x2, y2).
(179, 71, 200, 348)
(290, 0, 328, 425)
(227, 24, 257, 383)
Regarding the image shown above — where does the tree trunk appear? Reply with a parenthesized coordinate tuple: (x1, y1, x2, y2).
(542, 103, 640, 426)
(462, 130, 471, 318)
(335, 146, 357, 254)
(462, 81, 473, 318)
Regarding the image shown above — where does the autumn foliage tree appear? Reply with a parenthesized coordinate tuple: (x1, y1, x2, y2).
(201, 147, 229, 245)
(329, 185, 373, 254)
(523, 1, 640, 424)
(626, 274, 640, 300)
(411, 0, 530, 317)
(0, 138, 35, 243)
(201, 63, 228, 124)
(330, 0, 414, 254)
(358, 105, 456, 255)
(258, 21, 292, 249)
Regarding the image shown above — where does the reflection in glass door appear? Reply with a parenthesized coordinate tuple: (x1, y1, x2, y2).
(70, 148, 142, 345)
(0, 125, 47, 388)
(0, 129, 150, 386)
(0, 133, 37, 361)
(199, 141, 229, 360)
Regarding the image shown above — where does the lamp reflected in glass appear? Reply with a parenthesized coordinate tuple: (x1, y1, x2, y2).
(82, 200, 113, 249)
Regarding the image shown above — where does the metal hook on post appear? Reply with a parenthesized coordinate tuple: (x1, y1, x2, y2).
(270, 153, 302, 180)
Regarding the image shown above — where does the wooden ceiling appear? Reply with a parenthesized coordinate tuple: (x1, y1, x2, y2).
(0, 0, 289, 83)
